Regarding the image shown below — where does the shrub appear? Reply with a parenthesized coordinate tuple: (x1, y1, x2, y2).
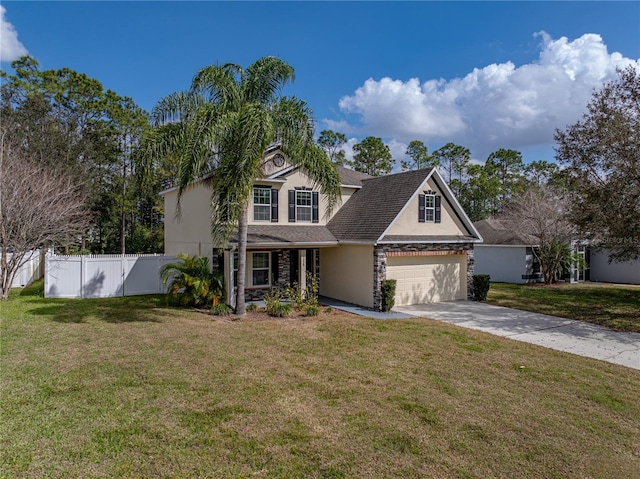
(472, 274, 491, 301)
(305, 304, 319, 317)
(324, 306, 334, 314)
(246, 303, 258, 312)
(264, 289, 292, 317)
(210, 302, 233, 316)
(160, 254, 225, 308)
(283, 272, 319, 311)
(270, 302, 292, 318)
(381, 279, 396, 312)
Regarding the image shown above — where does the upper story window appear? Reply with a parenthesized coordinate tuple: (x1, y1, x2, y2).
(288, 189, 319, 223)
(253, 187, 278, 222)
(424, 194, 435, 222)
(419, 191, 441, 223)
(296, 191, 312, 222)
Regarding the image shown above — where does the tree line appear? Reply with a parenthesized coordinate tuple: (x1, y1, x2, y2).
(318, 132, 563, 222)
(1, 55, 637, 299)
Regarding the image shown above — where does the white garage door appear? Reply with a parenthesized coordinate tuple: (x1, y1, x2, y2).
(387, 254, 466, 305)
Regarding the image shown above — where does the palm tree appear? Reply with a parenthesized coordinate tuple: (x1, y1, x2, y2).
(147, 57, 340, 315)
(160, 254, 224, 307)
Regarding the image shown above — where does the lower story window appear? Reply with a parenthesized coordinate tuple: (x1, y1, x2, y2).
(252, 252, 270, 287)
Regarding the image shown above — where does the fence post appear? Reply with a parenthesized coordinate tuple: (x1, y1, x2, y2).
(80, 255, 86, 299)
(121, 255, 125, 297)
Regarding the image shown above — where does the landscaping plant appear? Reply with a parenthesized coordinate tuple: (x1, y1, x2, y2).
(472, 274, 491, 301)
(160, 254, 224, 307)
(381, 279, 397, 312)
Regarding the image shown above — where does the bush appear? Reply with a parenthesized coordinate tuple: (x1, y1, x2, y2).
(160, 254, 225, 308)
(472, 274, 491, 301)
(283, 272, 319, 311)
(381, 279, 396, 312)
(264, 289, 292, 317)
(246, 303, 258, 312)
(270, 302, 292, 318)
(210, 303, 233, 316)
(324, 306, 334, 314)
(305, 304, 319, 317)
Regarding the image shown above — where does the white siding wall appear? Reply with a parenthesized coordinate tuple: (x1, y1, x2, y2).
(589, 250, 640, 285)
(474, 245, 530, 284)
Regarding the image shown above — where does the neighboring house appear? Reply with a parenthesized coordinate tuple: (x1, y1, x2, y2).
(473, 219, 543, 284)
(161, 151, 482, 310)
(588, 250, 640, 285)
(474, 220, 640, 285)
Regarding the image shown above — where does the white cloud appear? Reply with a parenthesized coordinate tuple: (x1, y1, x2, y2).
(1, 6, 28, 63)
(332, 32, 639, 160)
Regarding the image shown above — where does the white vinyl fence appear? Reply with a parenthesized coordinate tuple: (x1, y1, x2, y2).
(45, 253, 177, 299)
(3, 250, 44, 289)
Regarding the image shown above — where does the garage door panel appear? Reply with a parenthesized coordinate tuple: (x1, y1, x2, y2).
(387, 255, 465, 305)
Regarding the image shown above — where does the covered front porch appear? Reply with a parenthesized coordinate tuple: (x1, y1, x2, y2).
(220, 224, 338, 307)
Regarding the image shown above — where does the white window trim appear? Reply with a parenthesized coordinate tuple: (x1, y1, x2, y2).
(250, 251, 271, 288)
(295, 190, 312, 223)
(232, 251, 271, 288)
(424, 194, 435, 223)
(253, 187, 271, 222)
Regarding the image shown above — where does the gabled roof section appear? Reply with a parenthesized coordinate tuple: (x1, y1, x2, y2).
(474, 219, 537, 246)
(335, 166, 372, 188)
(327, 169, 434, 242)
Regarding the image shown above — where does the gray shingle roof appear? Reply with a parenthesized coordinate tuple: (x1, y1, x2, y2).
(232, 225, 338, 246)
(336, 166, 373, 187)
(327, 169, 433, 241)
(473, 219, 537, 245)
(380, 235, 478, 243)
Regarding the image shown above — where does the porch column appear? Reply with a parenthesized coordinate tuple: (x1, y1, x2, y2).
(299, 249, 307, 291)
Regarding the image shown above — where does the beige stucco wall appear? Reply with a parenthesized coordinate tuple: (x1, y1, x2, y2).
(320, 245, 374, 308)
(250, 169, 352, 226)
(385, 177, 470, 237)
(163, 184, 214, 261)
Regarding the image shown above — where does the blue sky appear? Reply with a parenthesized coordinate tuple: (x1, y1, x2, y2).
(2, 1, 639, 166)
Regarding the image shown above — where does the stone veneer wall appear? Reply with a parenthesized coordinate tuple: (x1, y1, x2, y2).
(242, 248, 321, 302)
(373, 243, 475, 311)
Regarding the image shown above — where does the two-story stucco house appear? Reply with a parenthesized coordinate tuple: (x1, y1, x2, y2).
(161, 150, 483, 311)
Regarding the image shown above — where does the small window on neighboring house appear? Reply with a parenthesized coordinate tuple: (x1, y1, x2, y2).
(253, 187, 271, 221)
(419, 192, 441, 223)
(251, 252, 270, 287)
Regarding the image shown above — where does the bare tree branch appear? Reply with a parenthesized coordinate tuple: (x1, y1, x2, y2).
(0, 133, 90, 299)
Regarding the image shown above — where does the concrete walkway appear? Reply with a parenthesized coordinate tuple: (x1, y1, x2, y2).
(319, 296, 413, 320)
(394, 301, 640, 370)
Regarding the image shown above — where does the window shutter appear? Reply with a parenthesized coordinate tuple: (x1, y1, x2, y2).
(271, 188, 278, 222)
(418, 194, 425, 223)
(288, 190, 295, 222)
(312, 192, 319, 223)
(435, 195, 441, 223)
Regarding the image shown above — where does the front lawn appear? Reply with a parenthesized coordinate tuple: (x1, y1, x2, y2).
(2, 281, 639, 478)
(487, 282, 640, 332)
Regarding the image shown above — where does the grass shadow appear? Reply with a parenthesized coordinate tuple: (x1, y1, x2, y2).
(13, 281, 177, 324)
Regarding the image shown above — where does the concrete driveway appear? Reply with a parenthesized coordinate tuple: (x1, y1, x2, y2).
(394, 301, 640, 370)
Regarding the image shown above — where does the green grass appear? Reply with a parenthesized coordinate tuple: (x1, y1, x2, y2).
(2, 281, 639, 478)
(487, 282, 640, 332)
